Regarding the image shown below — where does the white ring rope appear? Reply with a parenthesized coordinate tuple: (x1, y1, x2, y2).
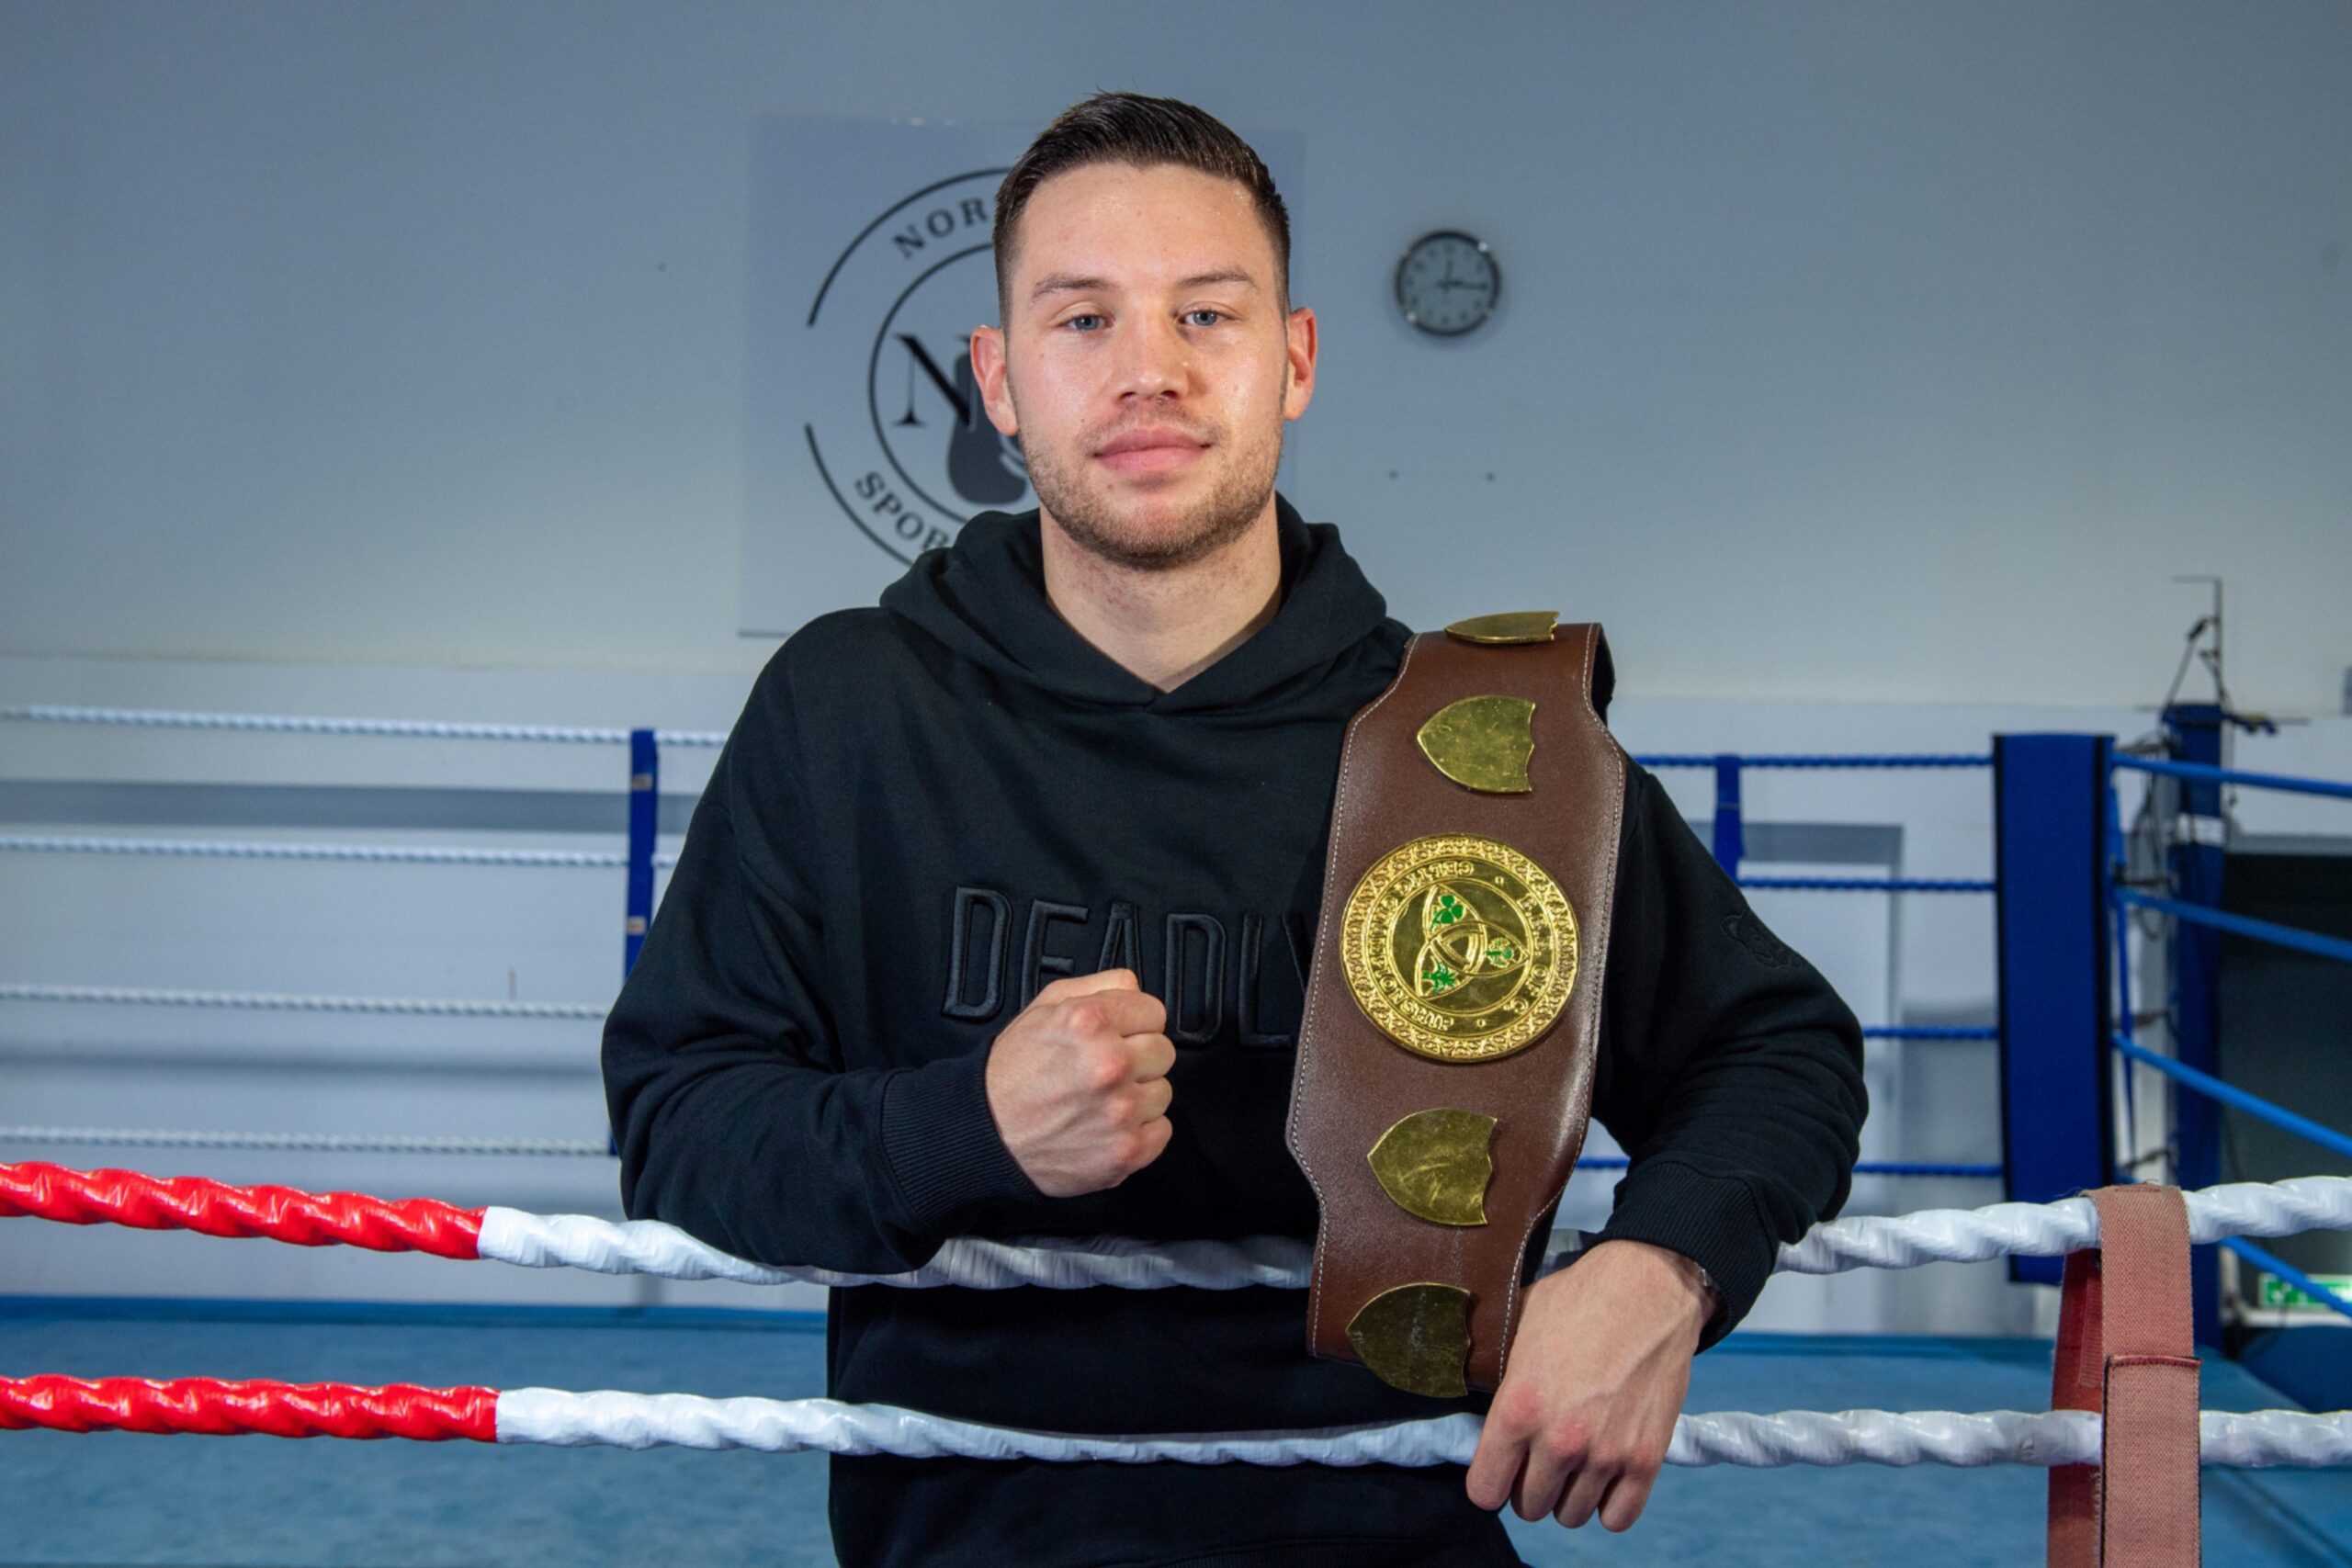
(469, 1177, 2352, 1291)
(492, 1393, 2352, 1469)
(0, 704, 727, 749)
(0, 983, 609, 1019)
(9, 1168, 2348, 1472)
(0, 833, 679, 869)
(0, 1127, 613, 1156)
(1775, 1176, 2352, 1273)
(480, 1216, 1313, 1288)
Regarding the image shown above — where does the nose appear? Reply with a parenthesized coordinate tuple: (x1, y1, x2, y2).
(1114, 310, 1190, 401)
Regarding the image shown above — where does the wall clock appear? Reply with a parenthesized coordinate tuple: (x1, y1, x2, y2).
(1395, 231, 1499, 336)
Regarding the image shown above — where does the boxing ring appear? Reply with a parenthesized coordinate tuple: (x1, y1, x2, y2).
(4, 702, 2349, 1562)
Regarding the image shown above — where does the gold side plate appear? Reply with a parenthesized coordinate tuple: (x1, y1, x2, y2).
(1415, 694, 1535, 794)
(1367, 1109, 1497, 1226)
(1347, 1282, 1474, 1398)
(1445, 610, 1559, 646)
(1340, 833, 1580, 1062)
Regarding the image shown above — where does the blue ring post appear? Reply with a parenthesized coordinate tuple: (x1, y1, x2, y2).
(1712, 754, 1745, 874)
(1995, 734, 2112, 1285)
(625, 729, 658, 976)
(2162, 702, 2226, 1346)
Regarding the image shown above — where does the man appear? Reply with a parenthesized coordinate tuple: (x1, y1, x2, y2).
(604, 92, 1864, 1567)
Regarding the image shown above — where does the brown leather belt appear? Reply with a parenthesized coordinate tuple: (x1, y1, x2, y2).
(1287, 614, 1625, 1396)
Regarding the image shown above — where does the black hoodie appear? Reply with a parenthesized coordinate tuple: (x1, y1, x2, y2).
(602, 497, 1866, 1568)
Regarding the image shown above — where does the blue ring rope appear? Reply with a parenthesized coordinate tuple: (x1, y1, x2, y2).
(1636, 753, 1993, 770)
(1863, 1026, 1997, 1042)
(2111, 1034, 2352, 1165)
(2112, 888, 2352, 967)
(2113, 754, 2352, 804)
(1738, 876, 1995, 894)
(2218, 1235, 2352, 1326)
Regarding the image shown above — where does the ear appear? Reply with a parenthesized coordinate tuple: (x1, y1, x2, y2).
(971, 324, 1019, 437)
(1282, 305, 1317, 422)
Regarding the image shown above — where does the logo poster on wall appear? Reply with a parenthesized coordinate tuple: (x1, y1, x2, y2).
(741, 116, 1301, 638)
(741, 118, 1035, 637)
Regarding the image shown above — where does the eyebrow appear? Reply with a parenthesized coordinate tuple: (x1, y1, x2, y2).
(1028, 268, 1262, 303)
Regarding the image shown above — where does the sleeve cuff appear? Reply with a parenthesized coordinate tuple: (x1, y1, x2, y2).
(878, 1049, 1041, 1237)
(1594, 1158, 1779, 1348)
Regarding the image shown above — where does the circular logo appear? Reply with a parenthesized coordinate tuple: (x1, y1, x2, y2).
(801, 168, 1034, 565)
(1339, 834, 1577, 1063)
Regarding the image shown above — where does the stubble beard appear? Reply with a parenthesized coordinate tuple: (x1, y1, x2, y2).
(1013, 389, 1286, 573)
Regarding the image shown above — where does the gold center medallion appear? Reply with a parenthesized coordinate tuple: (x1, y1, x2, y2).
(1340, 833, 1577, 1062)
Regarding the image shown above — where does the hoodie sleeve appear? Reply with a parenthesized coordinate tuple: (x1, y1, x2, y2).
(1586, 764, 1868, 1346)
(600, 652, 1038, 1273)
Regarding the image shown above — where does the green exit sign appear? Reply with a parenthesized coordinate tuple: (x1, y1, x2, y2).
(2258, 1274, 2352, 1309)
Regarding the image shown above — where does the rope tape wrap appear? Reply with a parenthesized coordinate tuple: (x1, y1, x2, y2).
(9, 1165, 2349, 1292)
(2, 1379, 2346, 1468)
(0, 1165, 483, 1255)
(0, 1377, 496, 1441)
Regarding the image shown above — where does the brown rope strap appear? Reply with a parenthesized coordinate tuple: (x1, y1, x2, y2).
(2048, 1184, 2201, 1566)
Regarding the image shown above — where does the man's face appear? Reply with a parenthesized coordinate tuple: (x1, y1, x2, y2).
(972, 162, 1317, 571)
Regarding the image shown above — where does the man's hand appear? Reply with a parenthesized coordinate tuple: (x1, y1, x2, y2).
(1464, 1239, 1716, 1533)
(984, 968, 1175, 1197)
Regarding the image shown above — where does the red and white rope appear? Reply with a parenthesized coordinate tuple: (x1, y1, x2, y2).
(8, 1168, 2350, 1472)
(3, 1377, 2346, 1469)
(10, 1164, 2352, 1289)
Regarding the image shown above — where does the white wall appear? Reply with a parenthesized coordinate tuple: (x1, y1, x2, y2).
(4, 0, 2347, 710)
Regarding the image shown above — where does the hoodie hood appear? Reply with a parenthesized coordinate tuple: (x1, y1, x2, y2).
(878, 493, 1395, 715)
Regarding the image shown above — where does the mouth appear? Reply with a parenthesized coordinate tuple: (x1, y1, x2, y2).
(1094, 428, 1210, 476)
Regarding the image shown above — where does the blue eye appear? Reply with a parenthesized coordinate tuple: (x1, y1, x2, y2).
(1184, 310, 1224, 327)
(1065, 314, 1105, 332)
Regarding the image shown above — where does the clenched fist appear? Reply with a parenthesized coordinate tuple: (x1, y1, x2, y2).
(984, 968, 1175, 1197)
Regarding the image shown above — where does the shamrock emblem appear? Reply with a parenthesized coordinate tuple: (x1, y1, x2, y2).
(1412, 882, 1533, 1005)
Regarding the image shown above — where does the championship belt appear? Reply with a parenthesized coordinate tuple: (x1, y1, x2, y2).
(1286, 613, 1625, 1397)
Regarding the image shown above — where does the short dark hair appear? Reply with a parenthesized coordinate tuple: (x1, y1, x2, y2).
(993, 91, 1291, 324)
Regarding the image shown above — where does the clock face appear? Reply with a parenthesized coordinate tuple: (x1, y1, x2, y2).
(1396, 231, 1499, 335)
